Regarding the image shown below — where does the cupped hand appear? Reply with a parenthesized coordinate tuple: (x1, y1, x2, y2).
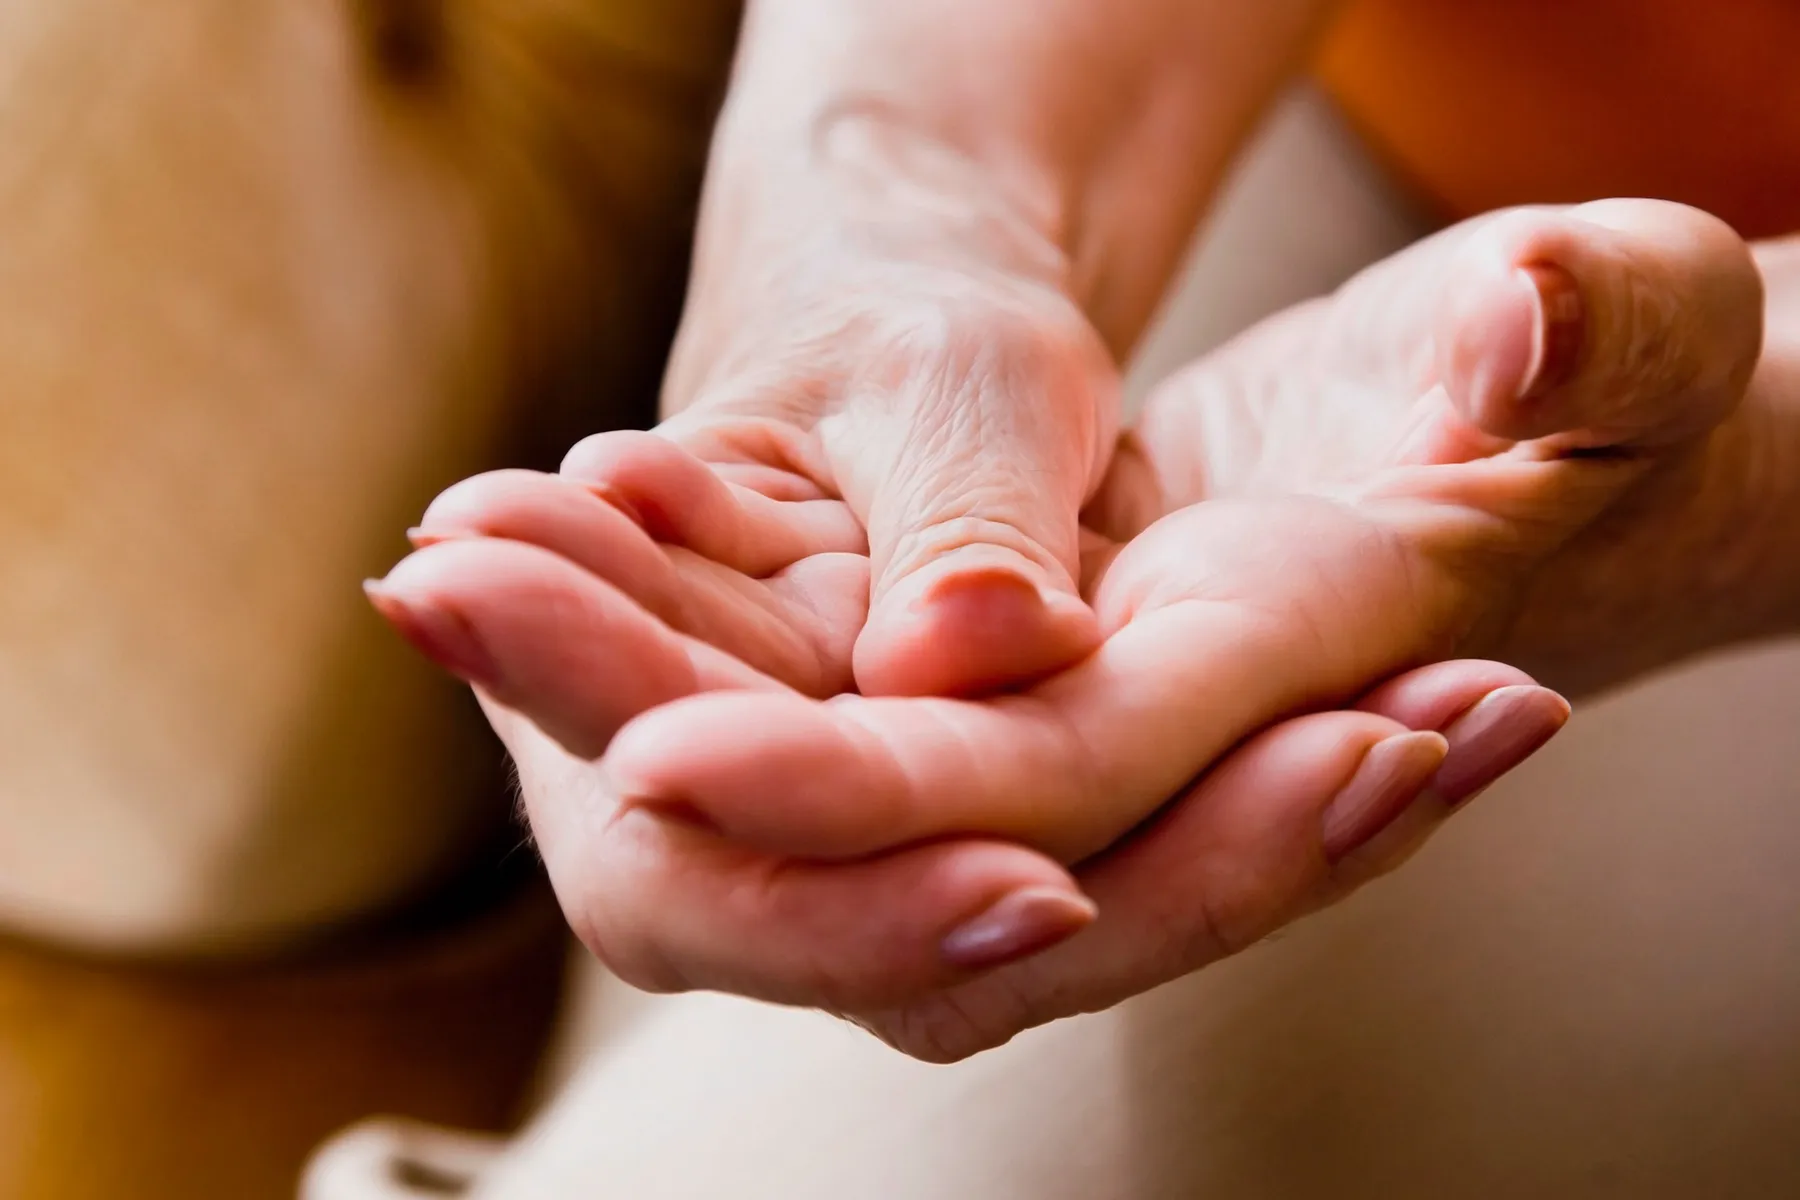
(383, 152, 1126, 731)
(370, 200, 1760, 1060)
(1103, 198, 1770, 696)
(637, 140, 1127, 699)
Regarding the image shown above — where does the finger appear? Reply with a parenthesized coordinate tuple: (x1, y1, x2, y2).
(606, 497, 1428, 863)
(1348, 661, 1570, 875)
(870, 669, 1569, 1063)
(864, 709, 1424, 1060)
(1353, 657, 1536, 728)
(518, 741, 1094, 1012)
(411, 469, 866, 695)
(367, 538, 783, 759)
(1433, 199, 1763, 449)
(833, 309, 1118, 698)
(414, 469, 684, 619)
(560, 430, 865, 575)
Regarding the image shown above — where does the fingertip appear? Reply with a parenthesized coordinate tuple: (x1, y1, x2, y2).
(606, 693, 912, 859)
(374, 538, 711, 758)
(1354, 659, 1540, 729)
(1438, 201, 1762, 448)
(363, 565, 500, 689)
(594, 821, 1092, 1011)
(1319, 728, 1449, 863)
(1434, 683, 1570, 804)
(854, 565, 1100, 698)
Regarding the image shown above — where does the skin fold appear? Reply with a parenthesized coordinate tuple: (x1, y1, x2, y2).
(653, 0, 1344, 699)
(373, 199, 1776, 1060)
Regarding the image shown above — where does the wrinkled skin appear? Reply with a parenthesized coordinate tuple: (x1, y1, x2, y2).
(373, 199, 1764, 1060)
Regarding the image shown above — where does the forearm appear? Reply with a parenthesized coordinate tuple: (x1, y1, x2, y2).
(673, 0, 1337, 400)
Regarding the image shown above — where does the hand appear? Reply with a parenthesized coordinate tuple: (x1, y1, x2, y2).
(1108, 199, 1785, 697)
(639, 126, 1125, 698)
(554, 204, 1749, 1057)
(369, 200, 1759, 1060)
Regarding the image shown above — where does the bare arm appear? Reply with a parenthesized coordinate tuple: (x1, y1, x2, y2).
(670, 0, 1340, 404)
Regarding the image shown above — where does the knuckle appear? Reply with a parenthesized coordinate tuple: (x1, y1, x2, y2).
(659, 407, 831, 485)
(881, 508, 1069, 589)
(733, 860, 875, 1011)
(869, 962, 1054, 1064)
(863, 295, 1105, 581)
(872, 282, 1107, 412)
(556, 807, 694, 996)
(870, 989, 1021, 1064)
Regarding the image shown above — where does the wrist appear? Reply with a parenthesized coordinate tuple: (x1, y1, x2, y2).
(1495, 321, 1800, 696)
(667, 105, 1082, 414)
(1596, 346, 1800, 686)
(686, 0, 1331, 375)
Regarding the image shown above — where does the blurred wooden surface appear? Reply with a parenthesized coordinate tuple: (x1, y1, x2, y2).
(0, 0, 738, 952)
(0, 0, 742, 1194)
(0, 869, 568, 1200)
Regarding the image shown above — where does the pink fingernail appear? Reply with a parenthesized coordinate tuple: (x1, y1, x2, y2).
(1435, 685, 1571, 804)
(941, 887, 1096, 972)
(916, 563, 1040, 613)
(589, 483, 653, 535)
(916, 562, 1094, 632)
(405, 526, 455, 548)
(1517, 263, 1586, 400)
(1320, 731, 1450, 863)
(363, 579, 501, 689)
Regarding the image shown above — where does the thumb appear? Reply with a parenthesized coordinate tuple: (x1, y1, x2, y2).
(1436, 199, 1763, 450)
(834, 304, 1120, 697)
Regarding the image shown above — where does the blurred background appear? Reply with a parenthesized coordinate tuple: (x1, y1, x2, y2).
(7, 1, 1800, 1196)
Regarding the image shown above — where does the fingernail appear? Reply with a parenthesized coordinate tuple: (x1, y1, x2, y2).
(1435, 684, 1571, 804)
(941, 886, 1096, 972)
(1517, 262, 1586, 400)
(918, 562, 1037, 611)
(363, 579, 501, 688)
(1321, 731, 1450, 863)
(404, 526, 455, 548)
(589, 483, 650, 533)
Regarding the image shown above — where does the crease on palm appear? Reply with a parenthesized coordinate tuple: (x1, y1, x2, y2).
(411, 200, 1759, 885)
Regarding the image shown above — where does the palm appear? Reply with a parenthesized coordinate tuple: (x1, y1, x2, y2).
(594, 200, 1760, 867)
(370, 199, 1761, 1054)
(414, 267, 1124, 707)
(1104, 227, 1775, 695)
(400, 199, 1757, 861)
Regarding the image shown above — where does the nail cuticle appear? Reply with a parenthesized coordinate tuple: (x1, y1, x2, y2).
(1517, 262, 1586, 400)
(364, 581, 502, 689)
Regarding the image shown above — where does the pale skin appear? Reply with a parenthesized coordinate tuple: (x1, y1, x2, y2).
(366, 0, 1800, 1059)
(374, 197, 1784, 1059)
